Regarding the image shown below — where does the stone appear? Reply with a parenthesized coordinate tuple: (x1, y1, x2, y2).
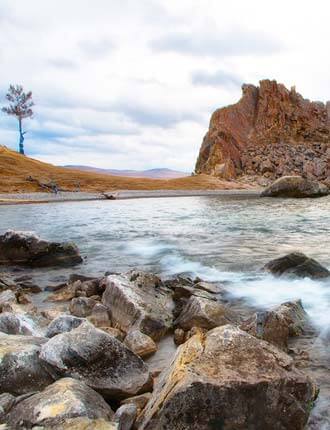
(40, 322, 152, 400)
(6, 378, 113, 428)
(0, 230, 82, 267)
(275, 299, 309, 336)
(46, 314, 85, 338)
(0, 333, 54, 395)
(195, 80, 330, 182)
(0, 393, 15, 421)
(264, 252, 330, 279)
(124, 330, 157, 358)
(120, 393, 151, 414)
(114, 404, 137, 430)
(88, 303, 111, 327)
(102, 271, 173, 341)
(74, 278, 102, 297)
(261, 176, 329, 198)
(174, 296, 234, 330)
(0, 290, 16, 309)
(70, 297, 97, 317)
(139, 325, 318, 430)
(100, 326, 125, 340)
(54, 418, 117, 429)
(0, 312, 37, 336)
(173, 328, 185, 345)
(47, 284, 77, 302)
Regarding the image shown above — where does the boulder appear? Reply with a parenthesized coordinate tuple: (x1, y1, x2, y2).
(88, 303, 111, 327)
(0, 290, 16, 309)
(174, 296, 234, 330)
(70, 297, 97, 317)
(102, 271, 173, 341)
(6, 377, 113, 428)
(275, 299, 309, 336)
(261, 176, 329, 198)
(264, 252, 330, 279)
(40, 322, 152, 400)
(0, 230, 82, 267)
(0, 333, 54, 395)
(114, 404, 137, 430)
(46, 314, 85, 338)
(0, 392, 15, 422)
(124, 330, 157, 358)
(139, 325, 317, 430)
(120, 393, 151, 414)
(0, 312, 37, 336)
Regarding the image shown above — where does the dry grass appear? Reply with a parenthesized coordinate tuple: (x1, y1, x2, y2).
(0, 146, 252, 193)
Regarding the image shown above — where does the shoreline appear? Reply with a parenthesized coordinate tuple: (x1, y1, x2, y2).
(0, 188, 262, 205)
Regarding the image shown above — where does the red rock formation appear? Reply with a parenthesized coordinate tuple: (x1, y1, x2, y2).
(195, 80, 330, 181)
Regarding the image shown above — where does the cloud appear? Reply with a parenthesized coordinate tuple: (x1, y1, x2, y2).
(192, 70, 242, 88)
(151, 30, 282, 58)
(47, 58, 78, 69)
(78, 39, 114, 59)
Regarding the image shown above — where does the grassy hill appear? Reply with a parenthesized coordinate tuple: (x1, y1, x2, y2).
(0, 146, 250, 193)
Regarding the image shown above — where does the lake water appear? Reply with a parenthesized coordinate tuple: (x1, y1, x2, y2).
(1, 195, 330, 329)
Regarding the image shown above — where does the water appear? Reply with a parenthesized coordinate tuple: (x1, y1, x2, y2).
(0, 195, 329, 328)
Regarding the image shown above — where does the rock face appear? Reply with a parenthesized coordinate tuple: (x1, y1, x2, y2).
(40, 322, 152, 400)
(195, 80, 330, 181)
(261, 176, 329, 198)
(139, 325, 317, 430)
(264, 252, 330, 279)
(7, 377, 113, 428)
(0, 230, 82, 267)
(102, 271, 173, 341)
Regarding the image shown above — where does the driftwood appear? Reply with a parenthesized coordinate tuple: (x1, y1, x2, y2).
(101, 192, 118, 200)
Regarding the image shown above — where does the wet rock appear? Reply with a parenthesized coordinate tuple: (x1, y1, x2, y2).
(121, 393, 151, 414)
(0, 312, 35, 335)
(114, 404, 137, 430)
(173, 328, 185, 345)
(261, 176, 329, 198)
(7, 377, 113, 428)
(276, 299, 309, 336)
(139, 325, 317, 430)
(74, 278, 103, 297)
(0, 290, 16, 309)
(102, 271, 173, 341)
(40, 322, 152, 400)
(264, 252, 330, 279)
(124, 330, 157, 358)
(88, 303, 111, 327)
(0, 393, 15, 421)
(174, 296, 234, 330)
(46, 314, 85, 338)
(70, 297, 97, 317)
(47, 284, 77, 302)
(0, 333, 54, 395)
(0, 230, 83, 267)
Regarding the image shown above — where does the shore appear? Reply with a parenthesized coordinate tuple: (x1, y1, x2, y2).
(0, 189, 262, 205)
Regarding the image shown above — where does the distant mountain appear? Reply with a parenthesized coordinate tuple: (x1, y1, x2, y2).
(64, 165, 190, 179)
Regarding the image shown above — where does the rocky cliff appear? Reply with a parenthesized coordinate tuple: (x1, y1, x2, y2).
(195, 80, 330, 182)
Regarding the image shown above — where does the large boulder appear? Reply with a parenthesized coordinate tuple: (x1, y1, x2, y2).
(261, 176, 329, 198)
(0, 333, 54, 395)
(102, 271, 173, 341)
(174, 296, 234, 331)
(139, 325, 317, 430)
(40, 322, 152, 400)
(0, 230, 82, 267)
(6, 377, 113, 428)
(264, 252, 330, 279)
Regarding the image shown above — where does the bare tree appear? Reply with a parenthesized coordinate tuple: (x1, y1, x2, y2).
(2, 85, 34, 155)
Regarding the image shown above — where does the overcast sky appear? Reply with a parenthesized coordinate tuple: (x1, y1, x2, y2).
(0, 0, 329, 171)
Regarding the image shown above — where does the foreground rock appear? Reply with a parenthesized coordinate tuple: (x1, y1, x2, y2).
(139, 325, 317, 430)
(7, 377, 113, 428)
(102, 271, 173, 340)
(264, 252, 330, 279)
(0, 230, 82, 267)
(260, 176, 329, 198)
(0, 333, 54, 395)
(40, 322, 152, 400)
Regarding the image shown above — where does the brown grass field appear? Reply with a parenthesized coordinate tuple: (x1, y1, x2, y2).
(0, 146, 252, 193)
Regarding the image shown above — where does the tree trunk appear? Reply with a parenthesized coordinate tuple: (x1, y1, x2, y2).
(18, 117, 25, 155)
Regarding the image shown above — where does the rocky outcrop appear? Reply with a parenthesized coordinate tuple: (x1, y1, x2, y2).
(40, 322, 152, 400)
(101, 271, 173, 341)
(261, 176, 329, 198)
(139, 325, 317, 430)
(0, 230, 82, 267)
(195, 80, 330, 181)
(6, 378, 113, 428)
(264, 252, 330, 279)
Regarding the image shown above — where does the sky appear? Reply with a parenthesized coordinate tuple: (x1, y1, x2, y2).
(0, 0, 330, 171)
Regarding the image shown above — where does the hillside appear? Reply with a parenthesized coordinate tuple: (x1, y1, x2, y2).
(64, 166, 189, 179)
(0, 146, 250, 193)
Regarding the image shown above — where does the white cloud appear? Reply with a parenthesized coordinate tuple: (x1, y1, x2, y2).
(0, 0, 329, 170)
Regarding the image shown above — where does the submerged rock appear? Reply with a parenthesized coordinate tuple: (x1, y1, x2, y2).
(139, 325, 317, 430)
(0, 333, 54, 395)
(0, 230, 82, 267)
(264, 252, 330, 279)
(7, 377, 113, 428)
(174, 296, 234, 330)
(124, 330, 157, 358)
(102, 271, 173, 341)
(40, 322, 152, 400)
(261, 176, 329, 198)
(46, 314, 85, 338)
